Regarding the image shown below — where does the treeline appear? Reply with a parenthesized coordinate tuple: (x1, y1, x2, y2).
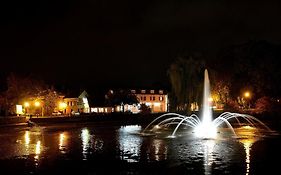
(168, 40, 281, 114)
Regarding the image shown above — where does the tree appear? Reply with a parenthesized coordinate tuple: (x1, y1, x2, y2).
(216, 40, 281, 99)
(139, 103, 151, 114)
(167, 56, 205, 113)
(211, 78, 230, 108)
(3, 73, 46, 115)
(36, 88, 63, 116)
(105, 89, 139, 112)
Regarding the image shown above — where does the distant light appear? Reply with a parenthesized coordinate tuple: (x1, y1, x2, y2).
(24, 102, 30, 107)
(145, 102, 151, 106)
(16, 105, 23, 115)
(208, 97, 213, 102)
(34, 101, 40, 107)
(154, 102, 161, 107)
(59, 102, 67, 109)
(244, 92, 250, 98)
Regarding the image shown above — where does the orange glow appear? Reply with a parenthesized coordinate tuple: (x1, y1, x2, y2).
(244, 92, 250, 98)
(24, 102, 30, 107)
(34, 101, 40, 107)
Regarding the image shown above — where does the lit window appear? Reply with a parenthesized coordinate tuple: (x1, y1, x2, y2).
(159, 90, 163, 94)
(154, 102, 161, 107)
(159, 96, 163, 101)
(150, 90, 155, 94)
(131, 90, 136, 94)
(141, 90, 146, 93)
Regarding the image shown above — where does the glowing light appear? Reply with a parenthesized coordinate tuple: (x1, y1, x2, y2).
(59, 133, 65, 149)
(24, 131, 30, 145)
(145, 102, 151, 106)
(194, 123, 217, 139)
(16, 105, 23, 115)
(154, 102, 161, 107)
(59, 102, 67, 109)
(208, 97, 213, 102)
(118, 125, 142, 162)
(81, 128, 90, 160)
(239, 138, 256, 175)
(24, 102, 30, 107)
(34, 140, 41, 165)
(34, 101, 40, 107)
(244, 92, 250, 98)
(35, 141, 41, 155)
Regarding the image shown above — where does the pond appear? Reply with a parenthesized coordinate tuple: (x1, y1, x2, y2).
(0, 122, 279, 174)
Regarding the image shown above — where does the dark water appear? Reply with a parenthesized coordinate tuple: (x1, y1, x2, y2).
(0, 123, 279, 175)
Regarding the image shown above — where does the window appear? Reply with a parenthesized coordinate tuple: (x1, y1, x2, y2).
(153, 96, 155, 101)
(159, 90, 163, 94)
(150, 90, 155, 94)
(144, 96, 146, 101)
(159, 96, 163, 101)
(141, 90, 146, 93)
(131, 90, 136, 94)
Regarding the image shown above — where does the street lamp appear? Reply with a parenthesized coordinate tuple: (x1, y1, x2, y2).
(244, 92, 250, 98)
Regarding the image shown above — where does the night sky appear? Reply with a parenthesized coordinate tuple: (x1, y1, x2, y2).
(1, 0, 281, 91)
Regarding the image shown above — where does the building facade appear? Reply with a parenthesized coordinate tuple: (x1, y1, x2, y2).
(133, 89, 168, 113)
(63, 90, 90, 115)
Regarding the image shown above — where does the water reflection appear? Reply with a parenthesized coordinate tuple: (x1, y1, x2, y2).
(236, 126, 259, 175)
(203, 140, 215, 175)
(80, 128, 104, 160)
(25, 131, 30, 145)
(59, 132, 68, 154)
(34, 140, 41, 166)
(118, 125, 142, 162)
(24, 131, 30, 154)
(151, 139, 168, 161)
(81, 128, 90, 160)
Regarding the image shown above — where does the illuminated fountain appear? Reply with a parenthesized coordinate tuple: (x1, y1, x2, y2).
(142, 69, 272, 139)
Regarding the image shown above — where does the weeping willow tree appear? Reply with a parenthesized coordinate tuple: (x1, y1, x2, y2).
(168, 56, 205, 114)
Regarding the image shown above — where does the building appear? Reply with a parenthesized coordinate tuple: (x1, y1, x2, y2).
(133, 89, 168, 113)
(63, 90, 90, 115)
(112, 89, 169, 113)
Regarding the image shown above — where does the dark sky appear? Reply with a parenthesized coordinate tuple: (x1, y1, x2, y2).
(1, 0, 281, 90)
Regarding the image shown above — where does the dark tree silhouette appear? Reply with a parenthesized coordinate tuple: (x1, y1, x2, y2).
(167, 56, 205, 113)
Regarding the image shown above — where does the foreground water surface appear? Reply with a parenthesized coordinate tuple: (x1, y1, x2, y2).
(0, 122, 279, 174)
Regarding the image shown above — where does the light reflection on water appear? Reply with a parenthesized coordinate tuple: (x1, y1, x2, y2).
(81, 128, 90, 160)
(34, 140, 41, 166)
(152, 139, 168, 161)
(118, 125, 142, 162)
(59, 132, 69, 154)
(0, 124, 277, 174)
(236, 126, 260, 175)
(80, 128, 104, 160)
